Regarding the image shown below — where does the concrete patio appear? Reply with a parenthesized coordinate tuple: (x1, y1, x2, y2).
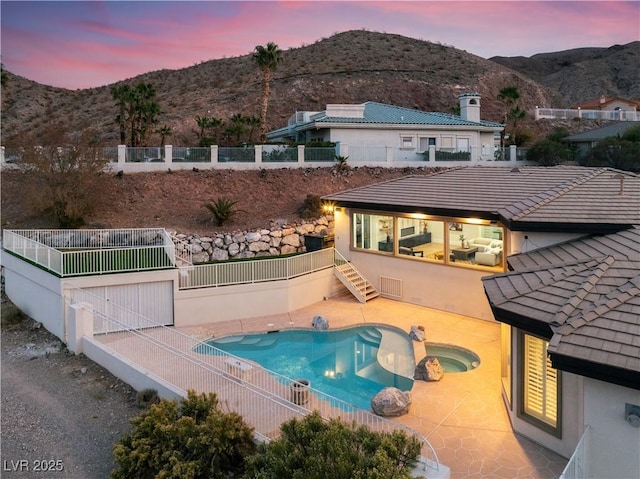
(180, 293, 568, 479)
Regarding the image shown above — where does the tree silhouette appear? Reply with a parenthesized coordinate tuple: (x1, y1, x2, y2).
(110, 82, 161, 146)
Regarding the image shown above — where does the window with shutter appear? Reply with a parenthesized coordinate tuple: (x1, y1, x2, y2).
(520, 333, 560, 435)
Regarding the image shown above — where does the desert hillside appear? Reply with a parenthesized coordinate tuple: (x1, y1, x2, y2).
(1, 166, 440, 235)
(1, 30, 556, 146)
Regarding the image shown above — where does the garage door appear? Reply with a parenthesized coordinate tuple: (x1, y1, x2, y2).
(73, 281, 174, 332)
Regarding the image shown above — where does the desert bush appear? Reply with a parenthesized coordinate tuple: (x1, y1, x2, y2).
(243, 411, 423, 479)
(10, 125, 111, 228)
(527, 138, 571, 166)
(135, 388, 160, 408)
(202, 197, 245, 226)
(112, 390, 256, 479)
(334, 155, 350, 174)
(298, 194, 322, 219)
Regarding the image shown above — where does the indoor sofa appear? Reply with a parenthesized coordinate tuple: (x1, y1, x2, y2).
(468, 237, 503, 266)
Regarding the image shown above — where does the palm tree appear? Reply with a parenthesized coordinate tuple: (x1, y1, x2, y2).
(498, 86, 524, 146)
(253, 42, 283, 142)
(156, 125, 172, 145)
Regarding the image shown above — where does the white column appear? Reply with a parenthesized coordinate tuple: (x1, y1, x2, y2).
(255, 145, 263, 165)
(428, 145, 436, 162)
(298, 145, 305, 165)
(68, 302, 94, 354)
(211, 145, 218, 165)
(165, 145, 173, 166)
(118, 145, 126, 168)
(509, 145, 517, 162)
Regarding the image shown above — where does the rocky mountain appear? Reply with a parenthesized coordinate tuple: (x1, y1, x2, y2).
(1, 30, 556, 145)
(490, 41, 640, 106)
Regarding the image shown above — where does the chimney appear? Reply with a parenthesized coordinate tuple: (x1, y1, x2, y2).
(459, 93, 481, 123)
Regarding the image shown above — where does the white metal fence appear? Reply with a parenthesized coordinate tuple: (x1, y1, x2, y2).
(559, 425, 590, 479)
(533, 108, 639, 121)
(3, 228, 176, 276)
(70, 288, 441, 473)
(178, 247, 335, 289)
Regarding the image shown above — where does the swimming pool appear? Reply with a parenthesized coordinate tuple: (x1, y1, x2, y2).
(200, 325, 415, 410)
(425, 343, 481, 373)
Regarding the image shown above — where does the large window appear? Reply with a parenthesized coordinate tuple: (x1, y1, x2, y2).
(351, 212, 505, 270)
(353, 213, 393, 252)
(519, 333, 560, 435)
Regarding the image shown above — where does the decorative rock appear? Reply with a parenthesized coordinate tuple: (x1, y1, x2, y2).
(210, 248, 229, 261)
(248, 241, 270, 252)
(245, 232, 262, 242)
(280, 245, 298, 255)
(214, 237, 225, 248)
(192, 252, 210, 263)
(414, 356, 444, 382)
(281, 234, 301, 247)
(227, 242, 240, 257)
(311, 315, 329, 330)
(409, 325, 426, 342)
(371, 387, 412, 417)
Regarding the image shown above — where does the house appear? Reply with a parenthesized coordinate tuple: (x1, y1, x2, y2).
(322, 165, 640, 475)
(267, 93, 504, 163)
(564, 120, 640, 161)
(573, 95, 640, 112)
(482, 227, 640, 479)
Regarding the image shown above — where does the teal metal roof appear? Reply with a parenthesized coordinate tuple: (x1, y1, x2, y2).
(313, 102, 503, 129)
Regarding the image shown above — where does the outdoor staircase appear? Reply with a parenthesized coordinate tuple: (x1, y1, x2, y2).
(333, 259, 379, 303)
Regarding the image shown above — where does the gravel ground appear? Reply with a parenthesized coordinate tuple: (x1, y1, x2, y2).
(1, 295, 141, 479)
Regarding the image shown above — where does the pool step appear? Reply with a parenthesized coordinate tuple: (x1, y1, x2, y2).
(358, 327, 382, 344)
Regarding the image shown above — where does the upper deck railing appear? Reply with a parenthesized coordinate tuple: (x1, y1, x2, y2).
(3, 228, 176, 277)
(533, 107, 639, 121)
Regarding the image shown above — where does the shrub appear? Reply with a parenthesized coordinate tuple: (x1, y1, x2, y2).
(298, 194, 322, 219)
(202, 197, 245, 226)
(243, 411, 423, 479)
(135, 388, 160, 408)
(112, 390, 256, 479)
(526, 138, 571, 166)
(334, 155, 350, 173)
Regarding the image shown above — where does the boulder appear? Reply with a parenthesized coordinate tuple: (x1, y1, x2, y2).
(409, 325, 425, 342)
(371, 387, 412, 417)
(311, 315, 329, 330)
(414, 356, 444, 382)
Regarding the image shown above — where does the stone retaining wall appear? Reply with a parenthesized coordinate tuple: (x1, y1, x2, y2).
(171, 215, 334, 263)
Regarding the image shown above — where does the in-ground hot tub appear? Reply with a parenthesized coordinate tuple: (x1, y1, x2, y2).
(425, 343, 480, 373)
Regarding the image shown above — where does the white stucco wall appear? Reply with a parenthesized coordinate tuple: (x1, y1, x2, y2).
(583, 378, 640, 479)
(510, 231, 587, 255)
(174, 268, 343, 327)
(3, 253, 66, 340)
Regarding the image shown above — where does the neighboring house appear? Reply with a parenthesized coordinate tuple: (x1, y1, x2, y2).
(564, 121, 640, 161)
(573, 95, 640, 112)
(323, 165, 640, 474)
(268, 93, 504, 163)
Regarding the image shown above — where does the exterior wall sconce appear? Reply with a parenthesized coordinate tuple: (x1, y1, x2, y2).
(322, 202, 335, 214)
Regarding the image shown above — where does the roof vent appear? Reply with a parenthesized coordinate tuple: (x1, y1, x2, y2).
(614, 173, 625, 196)
(511, 167, 520, 173)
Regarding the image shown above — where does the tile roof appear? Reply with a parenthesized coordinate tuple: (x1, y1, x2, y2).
(310, 102, 503, 129)
(324, 166, 640, 229)
(564, 121, 639, 142)
(482, 227, 640, 385)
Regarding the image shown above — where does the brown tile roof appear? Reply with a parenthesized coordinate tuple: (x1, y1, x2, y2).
(324, 166, 640, 230)
(483, 227, 640, 387)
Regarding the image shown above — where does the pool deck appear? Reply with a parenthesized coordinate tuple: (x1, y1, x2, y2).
(179, 293, 567, 479)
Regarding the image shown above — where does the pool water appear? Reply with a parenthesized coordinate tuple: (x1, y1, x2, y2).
(200, 325, 415, 410)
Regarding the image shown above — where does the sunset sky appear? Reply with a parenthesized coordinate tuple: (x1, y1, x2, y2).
(2, 1, 638, 90)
